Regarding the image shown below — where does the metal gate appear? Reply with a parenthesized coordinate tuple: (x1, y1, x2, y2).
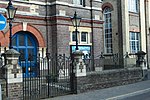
(22, 53, 75, 100)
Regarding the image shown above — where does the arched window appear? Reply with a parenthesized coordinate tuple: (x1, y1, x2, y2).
(104, 7, 112, 53)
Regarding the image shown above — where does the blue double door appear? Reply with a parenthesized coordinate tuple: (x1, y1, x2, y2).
(12, 31, 38, 77)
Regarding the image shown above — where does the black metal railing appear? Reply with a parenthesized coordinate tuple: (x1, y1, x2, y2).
(22, 53, 75, 100)
(84, 52, 121, 72)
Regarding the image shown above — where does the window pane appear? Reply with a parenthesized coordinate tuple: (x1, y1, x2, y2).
(28, 49, 34, 61)
(72, 31, 76, 41)
(28, 36, 33, 46)
(12, 37, 16, 46)
(73, 0, 84, 5)
(81, 32, 87, 42)
(19, 34, 25, 46)
(128, 0, 138, 12)
(105, 29, 108, 33)
(19, 49, 25, 61)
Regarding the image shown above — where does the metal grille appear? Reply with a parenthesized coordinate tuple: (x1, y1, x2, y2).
(22, 53, 74, 100)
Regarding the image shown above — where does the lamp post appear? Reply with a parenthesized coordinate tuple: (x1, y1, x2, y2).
(71, 12, 81, 50)
(6, 0, 17, 49)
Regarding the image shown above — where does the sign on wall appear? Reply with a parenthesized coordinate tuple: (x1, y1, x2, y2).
(0, 14, 6, 30)
(71, 45, 91, 59)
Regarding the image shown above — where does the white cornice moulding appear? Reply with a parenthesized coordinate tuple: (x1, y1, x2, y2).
(94, 0, 103, 3)
(16, 11, 39, 16)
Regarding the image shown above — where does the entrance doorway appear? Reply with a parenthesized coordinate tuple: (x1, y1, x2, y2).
(12, 31, 38, 77)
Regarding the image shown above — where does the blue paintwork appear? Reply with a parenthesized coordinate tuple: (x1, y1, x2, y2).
(12, 31, 38, 78)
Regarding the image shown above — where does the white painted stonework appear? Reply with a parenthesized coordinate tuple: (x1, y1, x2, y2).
(5, 64, 23, 83)
(23, 22, 27, 31)
(76, 59, 86, 77)
(7, 74, 22, 84)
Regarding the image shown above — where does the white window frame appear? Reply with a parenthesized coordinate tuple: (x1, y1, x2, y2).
(71, 31, 90, 45)
(80, 32, 88, 44)
(128, 0, 138, 13)
(14, 0, 29, 1)
(94, 0, 103, 2)
(104, 7, 112, 53)
(73, 0, 84, 6)
(129, 32, 140, 53)
(71, 31, 77, 42)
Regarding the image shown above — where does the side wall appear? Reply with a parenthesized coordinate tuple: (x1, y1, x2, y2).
(77, 68, 142, 93)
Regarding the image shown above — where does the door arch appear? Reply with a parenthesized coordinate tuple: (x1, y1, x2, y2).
(12, 31, 38, 77)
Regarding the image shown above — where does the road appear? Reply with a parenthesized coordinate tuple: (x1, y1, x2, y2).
(121, 91, 150, 100)
(106, 88, 150, 100)
(44, 80, 150, 100)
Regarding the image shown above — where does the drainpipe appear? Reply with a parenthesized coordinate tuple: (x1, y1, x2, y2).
(45, 0, 49, 53)
(90, 0, 95, 71)
(139, 0, 142, 51)
(144, 0, 149, 69)
(45, 0, 50, 97)
(117, 0, 124, 67)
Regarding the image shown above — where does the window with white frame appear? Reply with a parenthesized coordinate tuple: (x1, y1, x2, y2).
(129, 32, 140, 53)
(81, 32, 88, 43)
(128, 0, 138, 12)
(73, 0, 85, 6)
(71, 31, 89, 44)
(94, 0, 103, 2)
(13, 0, 29, 1)
(104, 7, 112, 53)
(72, 31, 77, 42)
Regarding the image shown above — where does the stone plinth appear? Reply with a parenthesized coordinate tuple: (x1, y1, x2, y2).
(4, 49, 23, 100)
(73, 50, 86, 77)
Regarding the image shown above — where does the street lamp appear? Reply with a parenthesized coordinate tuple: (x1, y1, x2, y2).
(6, 0, 17, 49)
(71, 12, 81, 50)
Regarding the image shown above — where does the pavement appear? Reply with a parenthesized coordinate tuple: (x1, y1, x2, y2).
(43, 79, 150, 100)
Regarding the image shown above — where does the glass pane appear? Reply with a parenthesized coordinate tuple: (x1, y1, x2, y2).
(81, 32, 87, 42)
(72, 31, 76, 41)
(12, 37, 16, 46)
(128, 0, 138, 12)
(105, 29, 108, 33)
(80, 0, 83, 5)
(28, 49, 34, 61)
(19, 35, 25, 46)
(28, 36, 33, 46)
(19, 49, 25, 61)
(105, 23, 108, 28)
(136, 33, 139, 40)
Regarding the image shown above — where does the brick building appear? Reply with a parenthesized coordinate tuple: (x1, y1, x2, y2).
(0, 0, 149, 99)
(0, 0, 149, 74)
